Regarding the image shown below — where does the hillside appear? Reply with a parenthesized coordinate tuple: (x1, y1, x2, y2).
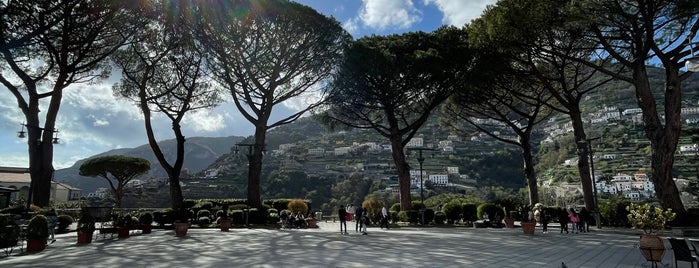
(55, 136, 243, 195)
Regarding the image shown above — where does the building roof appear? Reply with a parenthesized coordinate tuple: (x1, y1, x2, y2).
(0, 171, 31, 183)
(56, 182, 81, 191)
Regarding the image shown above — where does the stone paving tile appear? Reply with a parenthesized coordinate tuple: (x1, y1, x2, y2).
(0, 222, 684, 268)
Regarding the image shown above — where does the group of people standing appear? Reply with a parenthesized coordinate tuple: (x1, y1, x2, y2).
(534, 206, 592, 234)
(338, 203, 389, 235)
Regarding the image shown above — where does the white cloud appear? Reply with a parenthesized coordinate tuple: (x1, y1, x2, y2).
(182, 110, 226, 133)
(343, 17, 360, 36)
(358, 0, 421, 30)
(423, 0, 497, 26)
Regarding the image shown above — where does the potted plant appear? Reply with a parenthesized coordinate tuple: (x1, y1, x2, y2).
(503, 210, 515, 228)
(520, 205, 536, 235)
(173, 208, 192, 237)
(76, 211, 96, 244)
(115, 213, 135, 238)
(627, 203, 676, 262)
(26, 214, 49, 252)
(217, 206, 232, 232)
(138, 211, 153, 234)
(0, 214, 20, 249)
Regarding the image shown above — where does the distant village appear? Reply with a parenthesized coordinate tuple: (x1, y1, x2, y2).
(1, 104, 698, 209)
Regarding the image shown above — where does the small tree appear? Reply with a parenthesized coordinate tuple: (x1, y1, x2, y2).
(287, 199, 309, 215)
(79, 155, 150, 208)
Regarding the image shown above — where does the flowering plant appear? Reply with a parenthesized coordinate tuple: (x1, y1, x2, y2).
(626, 203, 676, 234)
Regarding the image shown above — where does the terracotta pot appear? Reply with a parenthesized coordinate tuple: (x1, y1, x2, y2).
(174, 222, 190, 237)
(118, 227, 130, 238)
(219, 219, 232, 232)
(305, 218, 318, 228)
(639, 234, 665, 262)
(26, 239, 47, 253)
(504, 218, 515, 228)
(521, 222, 536, 235)
(77, 232, 92, 244)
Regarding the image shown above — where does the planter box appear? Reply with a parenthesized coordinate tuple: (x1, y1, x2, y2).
(174, 222, 190, 237)
(26, 239, 47, 253)
(77, 232, 92, 244)
(521, 222, 536, 235)
(219, 219, 232, 232)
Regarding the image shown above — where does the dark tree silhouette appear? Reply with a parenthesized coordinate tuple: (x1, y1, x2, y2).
(79, 155, 150, 208)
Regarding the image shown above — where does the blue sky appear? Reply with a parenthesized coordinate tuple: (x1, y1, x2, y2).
(0, 0, 497, 169)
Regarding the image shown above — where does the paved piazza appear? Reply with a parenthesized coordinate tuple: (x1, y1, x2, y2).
(1, 221, 687, 268)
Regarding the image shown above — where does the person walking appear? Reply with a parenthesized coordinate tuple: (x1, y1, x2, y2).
(354, 206, 363, 232)
(568, 208, 579, 234)
(541, 209, 550, 234)
(380, 205, 389, 229)
(338, 206, 348, 234)
(47, 208, 58, 243)
(578, 207, 590, 232)
(558, 208, 569, 234)
(361, 208, 369, 235)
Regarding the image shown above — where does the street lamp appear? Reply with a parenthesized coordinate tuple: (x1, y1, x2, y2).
(578, 137, 601, 229)
(17, 122, 60, 208)
(408, 147, 433, 225)
(234, 142, 264, 227)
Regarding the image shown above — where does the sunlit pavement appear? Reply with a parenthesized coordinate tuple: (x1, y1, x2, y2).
(0, 221, 679, 268)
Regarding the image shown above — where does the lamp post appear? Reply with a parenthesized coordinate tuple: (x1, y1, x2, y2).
(578, 137, 601, 229)
(17, 122, 60, 208)
(234, 143, 264, 227)
(408, 147, 433, 225)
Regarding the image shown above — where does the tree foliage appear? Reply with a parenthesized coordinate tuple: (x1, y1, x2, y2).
(322, 26, 484, 210)
(194, 0, 351, 208)
(79, 155, 150, 208)
(0, 0, 146, 207)
(111, 0, 222, 210)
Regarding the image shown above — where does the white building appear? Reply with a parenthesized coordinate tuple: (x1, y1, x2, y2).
(428, 174, 449, 186)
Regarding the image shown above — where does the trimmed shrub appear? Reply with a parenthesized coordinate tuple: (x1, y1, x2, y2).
(406, 210, 419, 224)
(153, 209, 174, 226)
(287, 199, 309, 214)
(423, 208, 435, 224)
(389, 203, 401, 212)
(462, 203, 478, 223)
(411, 201, 425, 210)
(27, 215, 49, 239)
(57, 214, 74, 232)
(139, 211, 154, 226)
(0, 214, 20, 248)
(197, 209, 211, 220)
(389, 211, 399, 223)
(477, 203, 504, 220)
(442, 200, 462, 224)
(434, 211, 446, 225)
(197, 217, 211, 227)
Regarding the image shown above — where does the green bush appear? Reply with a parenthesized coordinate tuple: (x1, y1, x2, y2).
(0, 214, 19, 247)
(27, 214, 49, 239)
(406, 210, 419, 224)
(423, 208, 435, 224)
(462, 203, 478, 222)
(248, 208, 267, 224)
(442, 200, 462, 224)
(139, 211, 154, 226)
(600, 198, 631, 227)
(268, 213, 280, 224)
(390, 203, 401, 212)
(434, 211, 446, 225)
(57, 214, 74, 231)
(193, 201, 214, 211)
(197, 209, 211, 219)
(389, 211, 399, 223)
(153, 209, 174, 226)
(477, 203, 504, 220)
(197, 217, 211, 227)
(411, 201, 425, 210)
(231, 210, 244, 223)
(77, 211, 96, 234)
(397, 211, 408, 222)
